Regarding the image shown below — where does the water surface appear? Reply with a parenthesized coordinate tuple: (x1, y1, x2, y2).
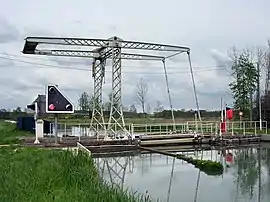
(93, 146, 270, 202)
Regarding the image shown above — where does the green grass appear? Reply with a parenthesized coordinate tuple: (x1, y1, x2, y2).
(0, 147, 153, 202)
(0, 120, 33, 145)
(175, 154, 224, 176)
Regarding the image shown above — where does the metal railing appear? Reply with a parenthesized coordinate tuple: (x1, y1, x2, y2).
(48, 120, 268, 137)
(219, 121, 268, 135)
(77, 142, 91, 156)
(131, 122, 214, 134)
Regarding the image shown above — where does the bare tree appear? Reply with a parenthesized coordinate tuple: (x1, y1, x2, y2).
(135, 78, 148, 114)
(154, 100, 164, 113)
(265, 40, 270, 92)
(255, 47, 267, 120)
(129, 104, 137, 113)
(146, 103, 151, 114)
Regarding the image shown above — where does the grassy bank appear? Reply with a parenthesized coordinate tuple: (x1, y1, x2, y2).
(0, 147, 152, 202)
(0, 120, 33, 145)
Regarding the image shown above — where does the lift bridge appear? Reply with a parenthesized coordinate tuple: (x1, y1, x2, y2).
(22, 36, 199, 139)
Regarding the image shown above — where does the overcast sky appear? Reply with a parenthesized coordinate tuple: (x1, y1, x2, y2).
(0, 0, 269, 111)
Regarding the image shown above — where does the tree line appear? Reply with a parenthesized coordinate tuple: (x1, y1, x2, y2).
(77, 78, 153, 114)
(227, 41, 270, 123)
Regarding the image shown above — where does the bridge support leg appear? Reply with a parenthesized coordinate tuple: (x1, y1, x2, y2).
(107, 45, 128, 138)
(90, 57, 106, 139)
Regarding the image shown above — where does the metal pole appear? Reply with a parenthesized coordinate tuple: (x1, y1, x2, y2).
(220, 97, 223, 136)
(187, 52, 203, 135)
(195, 112, 198, 132)
(257, 62, 262, 130)
(34, 102, 40, 144)
(54, 114, 58, 144)
(162, 59, 176, 132)
(224, 102, 227, 132)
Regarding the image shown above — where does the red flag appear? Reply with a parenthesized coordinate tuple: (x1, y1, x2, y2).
(226, 107, 233, 120)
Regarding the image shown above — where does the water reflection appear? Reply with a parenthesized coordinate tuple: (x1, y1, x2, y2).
(93, 146, 270, 202)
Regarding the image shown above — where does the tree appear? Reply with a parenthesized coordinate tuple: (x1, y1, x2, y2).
(129, 104, 137, 113)
(255, 47, 267, 120)
(262, 41, 270, 122)
(146, 103, 151, 114)
(154, 101, 164, 113)
(15, 107, 21, 112)
(108, 92, 120, 110)
(103, 102, 110, 111)
(135, 78, 148, 114)
(88, 95, 100, 111)
(78, 92, 90, 111)
(122, 106, 129, 112)
(229, 49, 259, 118)
(12, 107, 22, 113)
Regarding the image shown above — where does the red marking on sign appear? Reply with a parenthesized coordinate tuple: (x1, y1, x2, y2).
(49, 104, 55, 110)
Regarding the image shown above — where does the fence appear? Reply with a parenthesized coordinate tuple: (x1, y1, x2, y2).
(48, 120, 268, 137)
(131, 122, 214, 134)
(220, 120, 268, 135)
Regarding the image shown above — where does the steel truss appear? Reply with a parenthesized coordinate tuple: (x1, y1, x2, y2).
(90, 49, 107, 137)
(94, 156, 134, 190)
(22, 36, 197, 138)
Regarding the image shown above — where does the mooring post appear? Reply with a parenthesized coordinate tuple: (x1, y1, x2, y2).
(255, 123, 257, 136)
(78, 124, 81, 142)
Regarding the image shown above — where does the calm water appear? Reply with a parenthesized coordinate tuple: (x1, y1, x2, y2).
(93, 145, 270, 202)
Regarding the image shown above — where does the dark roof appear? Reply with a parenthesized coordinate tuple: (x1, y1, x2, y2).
(32, 94, 46, 104)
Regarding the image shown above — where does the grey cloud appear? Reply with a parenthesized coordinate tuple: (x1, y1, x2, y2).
(0, 0, 269, 110)
(210, 49, 232, 67)
(0, 18, 20, 44)
(49, 56, 92, 67)
(0, 54, 15, 67)
(22, 27, 55, 37)
(108, 25, 117, 32)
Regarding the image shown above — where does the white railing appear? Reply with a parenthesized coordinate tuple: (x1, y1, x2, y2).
(77, 142, 91, 156)
(220, 121, 268, 136)
(48, 120, 268, 137)
(48, 122, 134, 137)
(131, 122, 214, 134)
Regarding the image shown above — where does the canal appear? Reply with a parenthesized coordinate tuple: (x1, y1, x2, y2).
(93, 145, 270, 202)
